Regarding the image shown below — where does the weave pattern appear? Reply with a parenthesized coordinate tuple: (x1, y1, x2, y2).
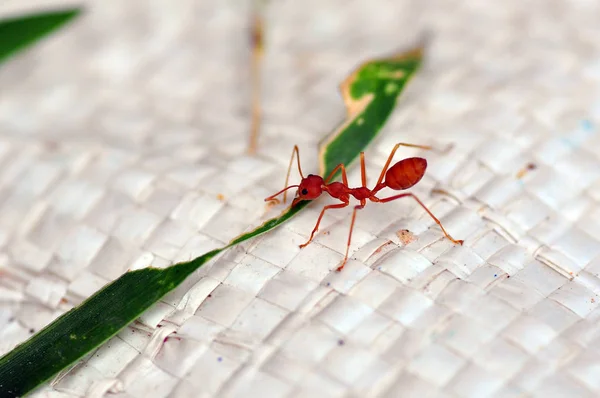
(2, 0, 600, 397)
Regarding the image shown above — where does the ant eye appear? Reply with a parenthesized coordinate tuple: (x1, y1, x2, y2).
(301, 189, 308, 195)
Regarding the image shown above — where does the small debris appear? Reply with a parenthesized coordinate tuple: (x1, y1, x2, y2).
(372, 241, 394, 256)
(337, 339, 345, 346)
(516, 162, 537, 179)
(217, 193, 225, 201)
(265, 198, 280, 210)
(163, 334, 181, 343)
(397, 229, 417, 245)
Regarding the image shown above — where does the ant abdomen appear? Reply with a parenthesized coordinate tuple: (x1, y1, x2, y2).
(385, 157, 427, 190)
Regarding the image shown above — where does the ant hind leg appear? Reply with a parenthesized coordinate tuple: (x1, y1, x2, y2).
(375, 193, 463, 245)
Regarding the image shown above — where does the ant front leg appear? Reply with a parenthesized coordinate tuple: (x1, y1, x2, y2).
(299, 201, 349, 249)
(374, 193, 464, 245)
(323, 163, 349, 186)
(282, 145, 304, 203)
(323, 153, 365, 187)
(265, 145, 305, 205)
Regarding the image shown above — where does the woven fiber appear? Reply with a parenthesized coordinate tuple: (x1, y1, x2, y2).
(2, 0, 600, 397)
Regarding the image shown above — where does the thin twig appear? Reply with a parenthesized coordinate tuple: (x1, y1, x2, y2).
(247, 1, 265, 154)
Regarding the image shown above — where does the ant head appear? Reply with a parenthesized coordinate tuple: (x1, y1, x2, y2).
(296, 174, 324, 201)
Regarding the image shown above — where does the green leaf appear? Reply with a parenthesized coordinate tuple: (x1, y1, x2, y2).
(0, 47, 423, 397)
(318, 48, 423, 177)
(0, 8, 81, 65)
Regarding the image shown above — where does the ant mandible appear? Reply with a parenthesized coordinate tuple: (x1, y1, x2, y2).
(265, 143, 464, 272)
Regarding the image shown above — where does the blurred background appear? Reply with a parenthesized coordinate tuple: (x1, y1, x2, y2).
(2, 0, 600, 397)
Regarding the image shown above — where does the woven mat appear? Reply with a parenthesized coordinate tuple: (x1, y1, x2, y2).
(2, 0, 600, 397)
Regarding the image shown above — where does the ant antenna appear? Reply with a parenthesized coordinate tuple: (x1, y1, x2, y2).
(282, 145, 304, 203)
(265, 184, 299, 203)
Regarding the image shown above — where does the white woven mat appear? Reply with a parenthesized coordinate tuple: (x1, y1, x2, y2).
(2, 0, 600, 397)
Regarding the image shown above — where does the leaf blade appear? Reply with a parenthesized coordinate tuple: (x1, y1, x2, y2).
(0, 8, 81, 65)
(0, 47, 423, 397)
(0, 249, 221, 397)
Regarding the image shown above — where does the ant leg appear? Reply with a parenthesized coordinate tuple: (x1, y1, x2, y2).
(337, 199, 366, 272)
(323, 163, 349, 186)
(299, 202, 349, 248)
(375, 142, 433, 187)
(266, 145, 304, 204)
(323, 152, 365, 187)
(374, 193, 464, 245)
(282, 145, 305, 203)
(360, 152, 367, 187)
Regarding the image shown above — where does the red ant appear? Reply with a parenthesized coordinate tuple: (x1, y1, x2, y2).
(265, 143, 464, 271)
